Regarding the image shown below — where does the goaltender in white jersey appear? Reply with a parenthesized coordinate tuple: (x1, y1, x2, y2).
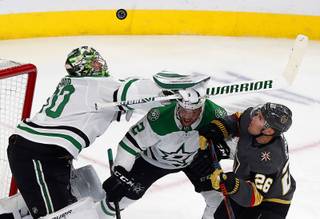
(2, 46, 176, 219)
(15, 61, 161, 159)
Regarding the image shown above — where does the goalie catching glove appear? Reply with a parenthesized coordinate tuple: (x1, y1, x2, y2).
(103, 166, 146, 202)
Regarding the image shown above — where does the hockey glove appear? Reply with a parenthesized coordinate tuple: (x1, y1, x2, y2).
(210, 170, 240, 195)
(199, 137, 230, 161)
(103, 166, 145, 202)
(199, 119, 229, 146)
(212, 140, 231, 161)
(188, 148, 213, 178)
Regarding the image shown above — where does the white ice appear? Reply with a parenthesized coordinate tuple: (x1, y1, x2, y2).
(1, 35, 319, 218)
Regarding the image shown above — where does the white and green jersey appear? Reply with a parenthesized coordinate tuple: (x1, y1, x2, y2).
(15, 76, 162, 158)
(118, 100, 227, 170)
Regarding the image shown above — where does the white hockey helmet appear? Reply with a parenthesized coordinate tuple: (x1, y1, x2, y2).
(177, 83, 207, 110)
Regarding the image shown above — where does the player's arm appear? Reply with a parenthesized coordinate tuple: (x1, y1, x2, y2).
(199, 112, 240, 144)
(198, 112, 241, 160)
(210, 170, 265, 207)
(116, 77, 166, 111)
(102, 115, 159, 202)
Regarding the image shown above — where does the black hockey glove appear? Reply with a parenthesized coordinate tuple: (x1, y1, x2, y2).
(199, 119, 229, 144)
(188, 148, 213, 178)
(219, 172, 240, 195)
(212, 141, 231, 161)
(103, 166, 145, 202)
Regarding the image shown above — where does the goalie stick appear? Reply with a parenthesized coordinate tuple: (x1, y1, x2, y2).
(206, 34, 308, 97)
(107, 148, 121, 219)
(95, 34, 308, 109)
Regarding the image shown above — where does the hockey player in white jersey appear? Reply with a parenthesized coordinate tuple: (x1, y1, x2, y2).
(3, 46, 180, 219)
(100, 81, 230, 219)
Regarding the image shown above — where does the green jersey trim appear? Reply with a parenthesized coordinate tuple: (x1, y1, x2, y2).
(196, 100, 227, 130)
(33, 159, 54, 214)
(147, 103, 180, 136)
(17, 124, 82, 152)
(120, 78, 139, 110)
(147, 100, 227, 135)
(119, 141, 139, 156)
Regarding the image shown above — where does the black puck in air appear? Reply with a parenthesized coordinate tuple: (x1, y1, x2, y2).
(116, 9, 127, 20)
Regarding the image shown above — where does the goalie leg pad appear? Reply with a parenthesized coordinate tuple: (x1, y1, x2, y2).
(70, 165, 105, 202)
(0, 193, 30, 219)
(39, 197, 98, 219)
(0, 193, 27, 214)
(201, 190, 224, 219)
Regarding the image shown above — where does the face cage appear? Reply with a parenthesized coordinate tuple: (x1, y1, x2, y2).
(176, 96, 205, 110)
(83, 55, 108, 76)
(176, 104, 202, 123)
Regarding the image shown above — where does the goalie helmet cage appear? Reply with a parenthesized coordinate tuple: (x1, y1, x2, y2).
(0, 59, 37, 198)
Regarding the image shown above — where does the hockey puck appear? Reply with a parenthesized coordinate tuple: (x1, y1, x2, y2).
(116, 9, 127, 20)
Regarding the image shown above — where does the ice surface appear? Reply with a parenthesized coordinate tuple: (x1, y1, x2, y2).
(1, 35, 319, 218)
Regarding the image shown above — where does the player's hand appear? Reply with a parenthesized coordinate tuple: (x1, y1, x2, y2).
(188, 148, 213, 177)
(199, 120, 228, 145)
(199, 136, 230, 160)
(210, 171, 240, 195)
(103, 166, 145, 202)
(210, 168, 223, 190)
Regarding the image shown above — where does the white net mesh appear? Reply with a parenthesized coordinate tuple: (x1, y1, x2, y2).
(0, 59, 35, 198)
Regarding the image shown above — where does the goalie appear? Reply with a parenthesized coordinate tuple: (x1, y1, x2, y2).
(1, 46, 218, 219)
(0, 46, 200, 219)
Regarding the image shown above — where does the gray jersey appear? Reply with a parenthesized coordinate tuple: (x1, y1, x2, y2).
(229, 108, 296, 207)
(15, 76, 162, 158)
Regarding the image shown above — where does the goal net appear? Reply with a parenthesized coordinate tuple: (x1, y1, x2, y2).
(0, 59, 37, 199)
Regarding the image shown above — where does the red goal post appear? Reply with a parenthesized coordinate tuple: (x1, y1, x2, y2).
(0, 59, 37, 198)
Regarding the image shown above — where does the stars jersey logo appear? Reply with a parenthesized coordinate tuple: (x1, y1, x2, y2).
(159, 143, 194, 167)
(261, 151, 271, 162)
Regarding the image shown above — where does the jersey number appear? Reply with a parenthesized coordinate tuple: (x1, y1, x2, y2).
(41, 84, 75, 118)
(255, 174, 273, 193)
(254, 160, 291, 195)
(131, 122, 145, 135)
(281, 160, 291, 195)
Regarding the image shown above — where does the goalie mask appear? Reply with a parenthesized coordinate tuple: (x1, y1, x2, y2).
(65, 46, 109, 77)
(250, 102, 292, 135)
